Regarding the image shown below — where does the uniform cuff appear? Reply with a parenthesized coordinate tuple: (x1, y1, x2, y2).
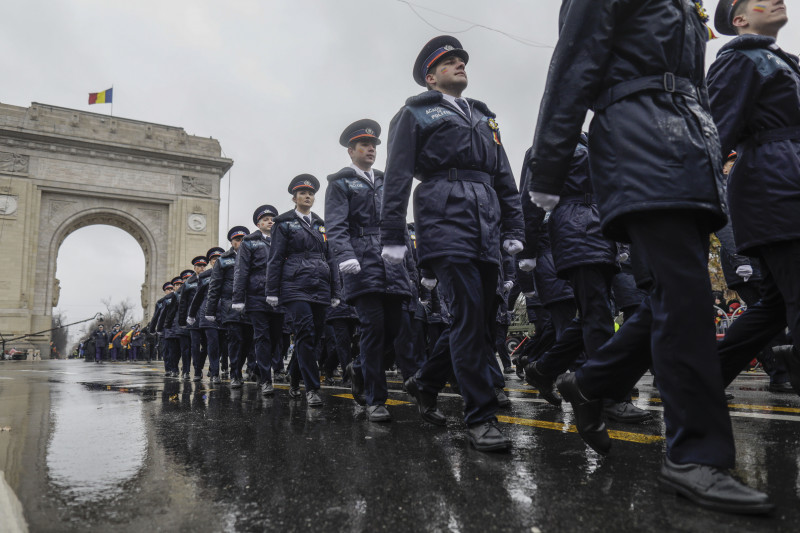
(380, 220, 408, 246)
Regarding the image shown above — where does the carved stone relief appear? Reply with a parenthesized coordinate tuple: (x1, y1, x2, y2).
(0, 152, 29, 173)
(0, 195, 18, 215)
(187, 213, 207, 232)
(181, 176, 211, 196)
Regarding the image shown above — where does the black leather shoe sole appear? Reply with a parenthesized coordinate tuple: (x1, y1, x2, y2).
(657, 475, 775, 515)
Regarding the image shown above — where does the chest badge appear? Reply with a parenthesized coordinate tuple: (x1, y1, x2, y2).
(319, 226, 327, 242)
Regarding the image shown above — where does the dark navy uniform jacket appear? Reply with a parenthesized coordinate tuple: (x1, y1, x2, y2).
(206, 248, 249, 325)
(233, 231, 283, 315)
(708, 34, 800, 255)
(548, 135, 616, 278)
(380, 90, 524, 267)
(92, 328, 109, 347)
(156, 293, 178, 337)
(528, 0, 726, 242)
(266, 210, 341, 305)
(611, 244, 648, 310)
(163, 288, 189, 338)
(178, 274, 201, 329)
(188, 269, 224, 329)
(149, 297, 166, 333)
(325, 167, 412, 303)
(534, 219, 575, 307)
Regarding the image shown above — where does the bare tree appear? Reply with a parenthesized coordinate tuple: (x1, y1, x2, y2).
(51, 311, 69, 359)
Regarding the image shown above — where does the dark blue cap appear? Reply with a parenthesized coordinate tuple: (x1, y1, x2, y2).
(339, 119, 381, 147)
(288, 174, 320, 195)
(191, 255, 208, 267)
(413, 35, 469, 86)
(253, 204, 278, 225)
(206, 246, 225, 259)
(162, 282, 174, 291)
(171, 276, 183, 285)
(180, 269, 193, 280)
(227, 226, 249, 241)
(715, 0, 743, 36)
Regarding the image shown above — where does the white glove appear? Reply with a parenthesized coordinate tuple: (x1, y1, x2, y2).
(204, 315, 216, 322)
(421, 277, 438, 290)
(186, 317, 196, 326)
(530, 191, 560, 212)
(617, 252, 629, 263)
(331, 298, 340, 308)
(381, 245, 406, 265)
(231, 303, 245, 311)
(339, 259, 361, 275)
(503, 239, 524, 256)
(519, 258, 537, 271)
(503, 281, 514, 293)
(736, 265, 753, 282)
(266, 296, 279, 307)
(523, 291, 536, 298)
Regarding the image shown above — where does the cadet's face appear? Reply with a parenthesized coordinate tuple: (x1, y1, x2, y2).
(734, 0, 788, 34)
(427, 55, 468, 93)
(209, 257, 218, 267)
(194, 264, 205, 274)
(231, 236, 243, 250)
(348, 141, 376, 168)
(163, 287, 173, 294)
(293, 190, 315, 209)
(257, 215, 274, 233)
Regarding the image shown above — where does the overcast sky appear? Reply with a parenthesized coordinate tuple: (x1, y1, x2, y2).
(2, 0, 797, 344)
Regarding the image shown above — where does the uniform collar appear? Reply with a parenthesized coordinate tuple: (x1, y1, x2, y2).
(349, 163, 373, 182)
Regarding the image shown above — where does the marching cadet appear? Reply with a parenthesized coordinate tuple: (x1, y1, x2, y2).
(324, 119, 414, 421)
(380, 36, 525, 451)
(92, 323, 109, 363)
(179, 256, 208, 381)
(267, 175, 341, 407)
(526, 0, 770, 512)
(206, 226, 252, 388)
(173, 270, 195, 379)
(109, 324, 123, 361)
(710, 0, 800, 397)
(523, 134, 650, 423)
(232, 205, 285, 396)
(149, 281, 174, 372)
(189, 247, 226, 383)
(157, 276, 184, 377)
(128, 324, 144, 362)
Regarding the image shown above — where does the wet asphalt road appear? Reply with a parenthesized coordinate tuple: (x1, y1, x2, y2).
(1, 360, 799, 532)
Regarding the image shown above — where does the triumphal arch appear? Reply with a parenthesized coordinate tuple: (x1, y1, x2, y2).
(0, 102, 233, 353)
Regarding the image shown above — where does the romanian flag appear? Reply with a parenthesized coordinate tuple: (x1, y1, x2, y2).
(88, 88, 113, 105)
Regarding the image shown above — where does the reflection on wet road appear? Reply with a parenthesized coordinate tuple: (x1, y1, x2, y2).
(0, 361, 798, 532)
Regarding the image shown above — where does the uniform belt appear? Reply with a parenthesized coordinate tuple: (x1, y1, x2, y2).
(558, 193, 595, 205)
(749, 126, 800, 145)
(287, 251, 324, 259)
(593, 73, 698, 112)
(352, 226, 380, 237)
(425, 169, 492, 185)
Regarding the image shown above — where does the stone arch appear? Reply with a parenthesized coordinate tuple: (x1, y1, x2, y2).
(47, 207, 159, 318)
(0, 102, 232, 355)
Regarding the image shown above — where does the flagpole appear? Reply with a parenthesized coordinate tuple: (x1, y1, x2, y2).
(110, 84, 114, 117)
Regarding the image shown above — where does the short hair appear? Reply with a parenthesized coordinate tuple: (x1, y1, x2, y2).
(733, 0, 752, 34)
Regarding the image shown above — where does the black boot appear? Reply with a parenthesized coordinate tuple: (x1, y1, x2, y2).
(658, 457, 774, 514)
(467, 420, 511, 452)
(524, 361, 562, 406)
(556, 373, 611, 455)
(774, 345, 800, 397)
(405, 376, 446, 426)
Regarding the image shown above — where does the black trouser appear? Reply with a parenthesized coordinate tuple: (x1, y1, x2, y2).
(537, 265, 615, 378)
(546, 299, 577, 339)
(203, 327, 223, 377)
(426, 322, 446, 361)
(249, 310, 285, 384)
(523, 316, 556, 364)
(285, 301, 326, 392)
(353, 294, 404, 406)
(718, 239, 800, 386)
(495, 322, 512, 369)
(576, 213, 735, 469)
(416, 257, 499, 426)
(189, 328, 207, 376)
(177, 334, 191, 375)
(226, 322, 254, 380)
(165, 337, 180, 373)
(393, 309, 421, 380)
(327, 318, 357, 375)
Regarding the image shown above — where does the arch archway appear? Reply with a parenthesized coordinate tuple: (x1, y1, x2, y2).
(0, 102, 232, 355)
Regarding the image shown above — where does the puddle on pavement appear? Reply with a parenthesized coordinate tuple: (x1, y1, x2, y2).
(46, 385, 147, 503)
